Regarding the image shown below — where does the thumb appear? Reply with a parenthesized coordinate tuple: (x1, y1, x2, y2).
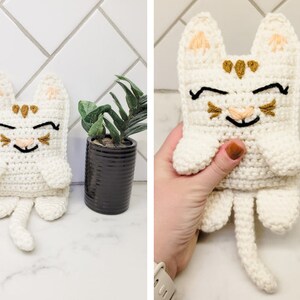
(193, 139, 246, 192)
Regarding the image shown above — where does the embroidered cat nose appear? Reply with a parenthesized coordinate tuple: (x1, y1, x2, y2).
(15, 138, 34, 149)
(228, 106, 254, 121)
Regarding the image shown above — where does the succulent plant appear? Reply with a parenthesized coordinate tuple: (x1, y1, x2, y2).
(78, 76, 147, 145)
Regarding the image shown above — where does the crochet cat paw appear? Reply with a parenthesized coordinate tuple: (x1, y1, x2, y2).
(0, 197, 18, 218)
(257, 132, 300, 176)
(173, 133, 219, 175)
(257, 184, 300, 234)
(35, 196, 68, 221)
(201, 190, 233, 232)
(37, 156, 72, 189)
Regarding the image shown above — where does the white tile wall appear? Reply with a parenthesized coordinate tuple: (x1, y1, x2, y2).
(154, 0, 300, 150)
(0, 0, 147, 182)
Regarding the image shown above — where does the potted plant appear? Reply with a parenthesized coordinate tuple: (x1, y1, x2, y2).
(78, 76, 147, 215)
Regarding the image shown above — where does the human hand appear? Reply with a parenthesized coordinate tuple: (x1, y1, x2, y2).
(154, 123, 246, 279)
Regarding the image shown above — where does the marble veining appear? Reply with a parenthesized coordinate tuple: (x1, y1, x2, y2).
(0, 183, 146, 300)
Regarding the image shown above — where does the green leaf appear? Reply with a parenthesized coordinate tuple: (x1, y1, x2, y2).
(128, 110, 147, 127)
(78, 100, 97, 119)
(108, 108, 126, 132)
(88, 114, 104, 137)
(104, 117, 121, 144)
(81, 119, 93, 133)
(116, 81, 138, 111)
(84, 104, 111, 123)
(124, 123, 147, 137)
(110, 92, 128, 121)
(116, 75, 143, 98)
(139, 95, 147, 105)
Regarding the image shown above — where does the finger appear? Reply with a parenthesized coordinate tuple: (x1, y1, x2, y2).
(193, 139, 246, 191)
(155, 123, 183, 162)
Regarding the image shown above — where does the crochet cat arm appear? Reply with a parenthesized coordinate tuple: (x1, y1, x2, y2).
(173, 130, 220, 175)
(256, 132, 300, 176)
(36, 156, 72, 189)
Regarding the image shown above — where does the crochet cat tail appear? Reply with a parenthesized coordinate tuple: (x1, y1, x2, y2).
(9, 199, 34, 251)
(233, 192, 277, 293)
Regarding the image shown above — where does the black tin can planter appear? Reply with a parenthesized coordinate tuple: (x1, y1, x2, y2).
(84, 137, 137, 215)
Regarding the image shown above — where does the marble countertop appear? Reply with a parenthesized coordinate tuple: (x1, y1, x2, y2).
(174, 217, 300, 300)
(0, 182, 146, 300)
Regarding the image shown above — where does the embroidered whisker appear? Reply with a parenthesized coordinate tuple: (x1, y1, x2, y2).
(259, 99, 276, 116)
(38, 133, 50, 145)
(207, 102, 222, 119)
(0, 134, 11, 146)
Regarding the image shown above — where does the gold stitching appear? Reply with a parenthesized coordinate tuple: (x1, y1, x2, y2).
(12, 104, 20, 114)
(234, 60, 246, 79)
(30, 105, 38, 114)
(223, 60, 233, 73)
(207, 101, 222, 119)
(0, 134, 10, 146)
(247, 60, 259, 72)
(259, 99, 276, 116)
(38, 133, 50, 145)
(21, 105, 29, 118)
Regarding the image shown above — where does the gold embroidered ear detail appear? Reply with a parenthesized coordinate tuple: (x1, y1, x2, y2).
(223, 60, 233, 73)
(269, 34, 287, 52)
(234, 60, 246, 79)
(12, 104, 20, 114)
(47, 86, 59, 99)
(38, 133, 50, 145)
(30, 105, 38, 114)
(207, 101, 222, 119)
(247, 60, 259, 72)
(188, 31, 210, 54)
(259, 99, 276, 116)
(0, 134, 11, 146)
(21, 105, 29, 118)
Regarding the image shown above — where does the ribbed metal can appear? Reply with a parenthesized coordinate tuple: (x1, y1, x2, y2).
(84, 137, 137, 215)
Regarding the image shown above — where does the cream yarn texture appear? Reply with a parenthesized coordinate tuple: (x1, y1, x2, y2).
(173, 13, 300, 293)
(0, 73, 72, 251)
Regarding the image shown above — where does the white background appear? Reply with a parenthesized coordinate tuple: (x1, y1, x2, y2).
(0, 0, 147, 183)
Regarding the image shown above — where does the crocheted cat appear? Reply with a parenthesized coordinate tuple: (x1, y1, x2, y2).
(173, 13, 300, 293)
(0, 73, 72, 252)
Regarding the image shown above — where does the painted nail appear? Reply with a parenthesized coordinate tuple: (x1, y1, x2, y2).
(225, 142, 244, 160)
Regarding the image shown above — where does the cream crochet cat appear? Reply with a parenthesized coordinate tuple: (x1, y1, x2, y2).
(173, 13, 300, 293)
(0, 73, 72, 252)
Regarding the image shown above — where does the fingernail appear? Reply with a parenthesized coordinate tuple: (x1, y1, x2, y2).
(225, 142, 244, 160)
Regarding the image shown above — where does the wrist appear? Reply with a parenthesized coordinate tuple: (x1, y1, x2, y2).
(154, 250, 177, 279)
(154, 262, 176, 300)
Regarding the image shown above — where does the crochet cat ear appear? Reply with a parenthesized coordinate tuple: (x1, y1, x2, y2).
(178, 12, 226, 68)
(0, 73, 15, 108)
(251, 13, 299, 57)
(34, 73, 68, 103)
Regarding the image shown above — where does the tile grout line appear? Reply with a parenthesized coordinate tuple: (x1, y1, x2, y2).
(155, 89, 179, 93)
(0, 5, 51, 57)
(15, 0, 104, 98)
(154, 0, 197, 47)
(68, 58, 140, 131)
(180, 19, 187, 26)
(68, 57, 147, 162)
(271, 0, 288, 12)
(248, 0, 265, 16)
(98, 7, 147, 67)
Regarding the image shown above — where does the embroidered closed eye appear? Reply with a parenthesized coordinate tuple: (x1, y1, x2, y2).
(259, 99, 276, 116)
(190, 87, 228, 100)
(252, 83, 288, 95)
(33, 121, 60, 130)
(207, 101, 222, 119)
